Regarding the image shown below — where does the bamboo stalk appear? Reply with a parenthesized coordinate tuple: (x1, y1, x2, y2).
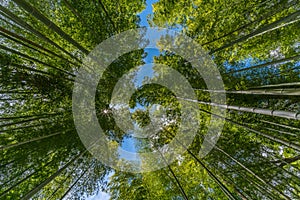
(210, 10, 300, 54)
(195, 88, 300, 96)
(157, 148, 189, 200)
(249, 82, 300, 89)
(202, 0, 295, 46)
(179, 97, 300, 120)
(21, 150, 88, 200)
(260, 119, 300, 132)
(0, 116, 51, 129)
(97, 0, 117, 32)
(198, 108, 300, 151)
(12, 0, 89, 55)
(162, 128, 237, 200)
(227, 54, 300, 74)
(0, 159, 55, 199)
(0, 26, 80, 67)
(0, 131, 64, 150)
(0, 44, 75, 77)
(0, 31, 50, 58)
(0, 150, 55, 188)
(0, 112, 63, 120)
(0, 5, 81, 63)
(58, 162, 94, 200)
(213, 146, 290, 199)
(46, 159, 87, 199)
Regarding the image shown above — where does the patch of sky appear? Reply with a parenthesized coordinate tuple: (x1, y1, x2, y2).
(87, 0, 160, 199)
(138, 0, 159, 27)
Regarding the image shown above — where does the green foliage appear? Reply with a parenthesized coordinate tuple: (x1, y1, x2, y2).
(0, 0, 299, 199)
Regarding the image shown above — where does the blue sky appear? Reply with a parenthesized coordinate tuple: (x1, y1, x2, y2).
(86, 1, 158, 199)
(88, 191, 110, 200)
(119, 0, 160, 157)
(138, 0, 159, 27)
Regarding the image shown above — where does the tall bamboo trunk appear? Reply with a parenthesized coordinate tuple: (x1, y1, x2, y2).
(260, 119, 300, 132)
(0, 122, 54, 134)
(0, 131, 64, 150)
(0, 44, 75, 77)
(62, 0, 98, 37)
(163, 129, 236, 200)
(0, 116, 56, 129)
(0, 26, 80, 68)
(0, 31, 50, 58)
(97, 0, 117, 32)
(0, 5, 81, 63)
(179, 97, 300, 120)
(198, 108, 300, 151)
(195, 88, 300, 96)
(250, 82, 300, 89)
(1, 150, 56, 188)
(210, 10, 300, 54)
(212, 145, 290, 199)
(0, 159, 54, 199)
(202, 0, 295, 46)
(21, 150, 87, 200)
(12, 0, 89, 55)
(156, 147, 189, 200)
(59, 162, 94, 200)
(0, 112, 63, 120)
(227, 54, 300, 74)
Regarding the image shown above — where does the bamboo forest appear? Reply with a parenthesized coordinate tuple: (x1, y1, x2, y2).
(1, 0, 300, 199)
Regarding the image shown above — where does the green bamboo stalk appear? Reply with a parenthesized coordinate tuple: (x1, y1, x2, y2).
(179, 97, 300, 120)
(249, 82, 300, 89)
(162, 128, 237, 200)
(21, 150, 88, 200)
(0, 44, 75, 77)
(12, 0, 89, 54)
(227, 54, 300, 74)
(156, 148, 189, 200)
(260, 119, 300, 132)
(97, 0, 117, 32)
(0, 31, 50, 58)
(0, 26, 80, 67)
(0, 116, 52, 129)
(195, 88, 300, 96)
(0, 112, 63, 120)
(0, 131, 65, 150)
(46, 159, 88, 199)
(9, 63, 75, 82)
(0, 159, 55, 199)
(210, 10, 300, 54)
(0, 150, 55, 188)
(0, 5, 81, 62)
(202, 0, 295, 46)
(198, 108, 300, 151)
(213, 146, 290, 199)
(58, 162, 94, 200)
